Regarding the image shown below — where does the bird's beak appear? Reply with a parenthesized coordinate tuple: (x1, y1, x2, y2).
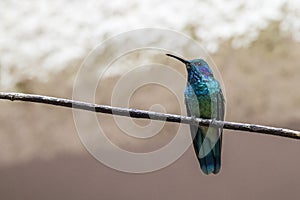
(166, 54, 189, 65)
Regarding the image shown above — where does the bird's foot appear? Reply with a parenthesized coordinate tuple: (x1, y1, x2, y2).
(190, 115, 198, 126)
(211, 118, 217, 126)
(211, 118, 216, 122)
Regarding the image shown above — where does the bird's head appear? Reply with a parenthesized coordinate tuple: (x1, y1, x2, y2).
(166, 54, 213, 76)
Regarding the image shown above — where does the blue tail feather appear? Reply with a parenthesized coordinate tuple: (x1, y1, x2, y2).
(194, 127, 221, 175)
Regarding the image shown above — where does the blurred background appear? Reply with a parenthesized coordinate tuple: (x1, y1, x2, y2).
(0, 0, 300, 199)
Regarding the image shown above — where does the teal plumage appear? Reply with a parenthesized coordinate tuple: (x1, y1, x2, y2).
(166, 54, 225, 175)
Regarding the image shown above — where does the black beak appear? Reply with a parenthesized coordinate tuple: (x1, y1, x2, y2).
(166, 54, 189, 65)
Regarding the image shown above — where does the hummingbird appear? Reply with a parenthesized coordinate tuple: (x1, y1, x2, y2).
(166, 54, 225, 175)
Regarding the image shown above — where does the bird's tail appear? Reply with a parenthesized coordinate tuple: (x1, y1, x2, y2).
(193, 126, 222, 175)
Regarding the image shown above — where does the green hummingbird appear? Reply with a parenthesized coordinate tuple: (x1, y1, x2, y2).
(166, 54, 225, 175)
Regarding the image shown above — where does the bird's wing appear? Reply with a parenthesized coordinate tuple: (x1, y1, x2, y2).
(209, 90, 225, 173)
(215, 90, 225, 147)
(199, 90, 225, 174)
(184, 91, 201, 157)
